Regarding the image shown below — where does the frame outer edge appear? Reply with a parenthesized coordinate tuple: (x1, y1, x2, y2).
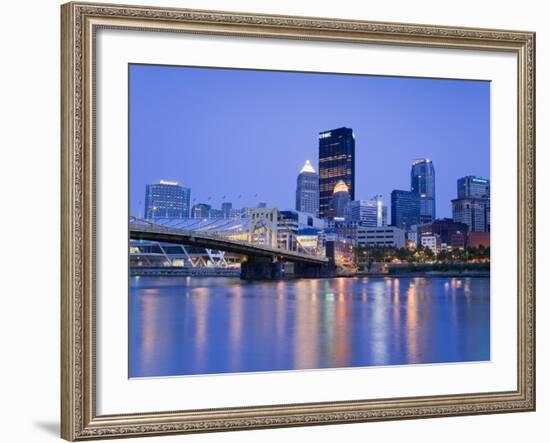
(60, 1, 536, 439)
(517, 31, 535, 410)
(532, 32, 536, 411)
(526, 31, 536, 410)
(61, 2, 77, 441)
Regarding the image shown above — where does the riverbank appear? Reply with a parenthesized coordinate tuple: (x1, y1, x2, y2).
(131, 267, 489, 279)
(130, 267, 240, 277)
(348, 270, 490, 278)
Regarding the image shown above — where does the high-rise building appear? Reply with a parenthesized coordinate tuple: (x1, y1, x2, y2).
(391, 190, 420, 230)
(191, 203, 211, 219)
(318, 127, 355, 218)
(452, 198, 490, 232)
(452, 176, 490, 232)
(221, 202, 233, 219)
(457, 176, 490, 199)
(330, 180, 351, 220)
(295, 160, 319, 216)
(350, 197, 386, 227)
(411, 159, 436, 223)
(144, 180, 190, 219)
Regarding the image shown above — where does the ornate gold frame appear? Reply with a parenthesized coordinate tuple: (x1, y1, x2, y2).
(61, 2, 536, 440)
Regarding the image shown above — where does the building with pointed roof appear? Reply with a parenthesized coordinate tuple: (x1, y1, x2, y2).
(295, 159, 319, 216)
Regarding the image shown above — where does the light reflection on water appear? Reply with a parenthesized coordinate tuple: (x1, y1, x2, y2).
(129, 276, 490, 378)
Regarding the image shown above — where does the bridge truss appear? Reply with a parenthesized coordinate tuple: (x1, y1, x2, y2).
(130, 209, 323, 264)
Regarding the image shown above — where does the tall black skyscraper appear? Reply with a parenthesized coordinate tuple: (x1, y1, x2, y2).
(318, 127, 355, 218)
(411, 159, 436, 224)
(391, 190, 420, 230)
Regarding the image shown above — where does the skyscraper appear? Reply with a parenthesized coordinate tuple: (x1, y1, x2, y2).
(330, 180, 351, 220)
(411, 159, 436, 224)
(144, 180, 190, 219)
(452, 198, 489, 232)
(391, 190, 420, 230)
(452, 175, 490, 232)
(457, 176, 490, 199)
(295, 160, 319, 216)
(318, 127, 355, 218)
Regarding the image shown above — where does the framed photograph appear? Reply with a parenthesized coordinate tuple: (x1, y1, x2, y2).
(61, 2, 536, 440)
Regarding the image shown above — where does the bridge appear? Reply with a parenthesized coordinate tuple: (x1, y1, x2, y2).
(129, 213, 331, 280)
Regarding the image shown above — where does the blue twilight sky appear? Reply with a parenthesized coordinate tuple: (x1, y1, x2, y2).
(129, 64, 490, 219)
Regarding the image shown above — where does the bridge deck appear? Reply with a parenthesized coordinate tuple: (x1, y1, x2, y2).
(129, 224, 328, 265)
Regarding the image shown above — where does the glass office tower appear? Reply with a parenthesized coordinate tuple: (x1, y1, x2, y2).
(457, 176, 490, 199)
(411, 159, 436, 224)
(391, 190, 420, 230)
(318, 127, 355, 218)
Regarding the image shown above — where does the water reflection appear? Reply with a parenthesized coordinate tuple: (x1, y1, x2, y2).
(129, 276, 490, 377)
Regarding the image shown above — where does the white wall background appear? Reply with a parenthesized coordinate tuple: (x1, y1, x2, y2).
(0, 1, 546, 442)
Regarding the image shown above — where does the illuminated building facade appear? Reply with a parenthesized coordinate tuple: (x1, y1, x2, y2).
(318, 127, 355, 218)
(421, 234, 441, 254)
(350, 197, 386, 227)
(330, 180, 351, 220)
(295, 160, 319, 216)
(411, 159, 436, 223)
(418, 218, 469, 249)
(278, 210, 299, 250)
(144, 180, 190, 219)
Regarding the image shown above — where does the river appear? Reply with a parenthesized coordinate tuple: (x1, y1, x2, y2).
(129, 276, 490, 377)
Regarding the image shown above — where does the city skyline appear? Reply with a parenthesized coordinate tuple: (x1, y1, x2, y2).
(130, 64, 490, 219)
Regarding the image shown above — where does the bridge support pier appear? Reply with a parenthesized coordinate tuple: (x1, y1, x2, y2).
(291, 262, 324, 278)
(240, 257, 329, 280)
(240, 257, 283, 280)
